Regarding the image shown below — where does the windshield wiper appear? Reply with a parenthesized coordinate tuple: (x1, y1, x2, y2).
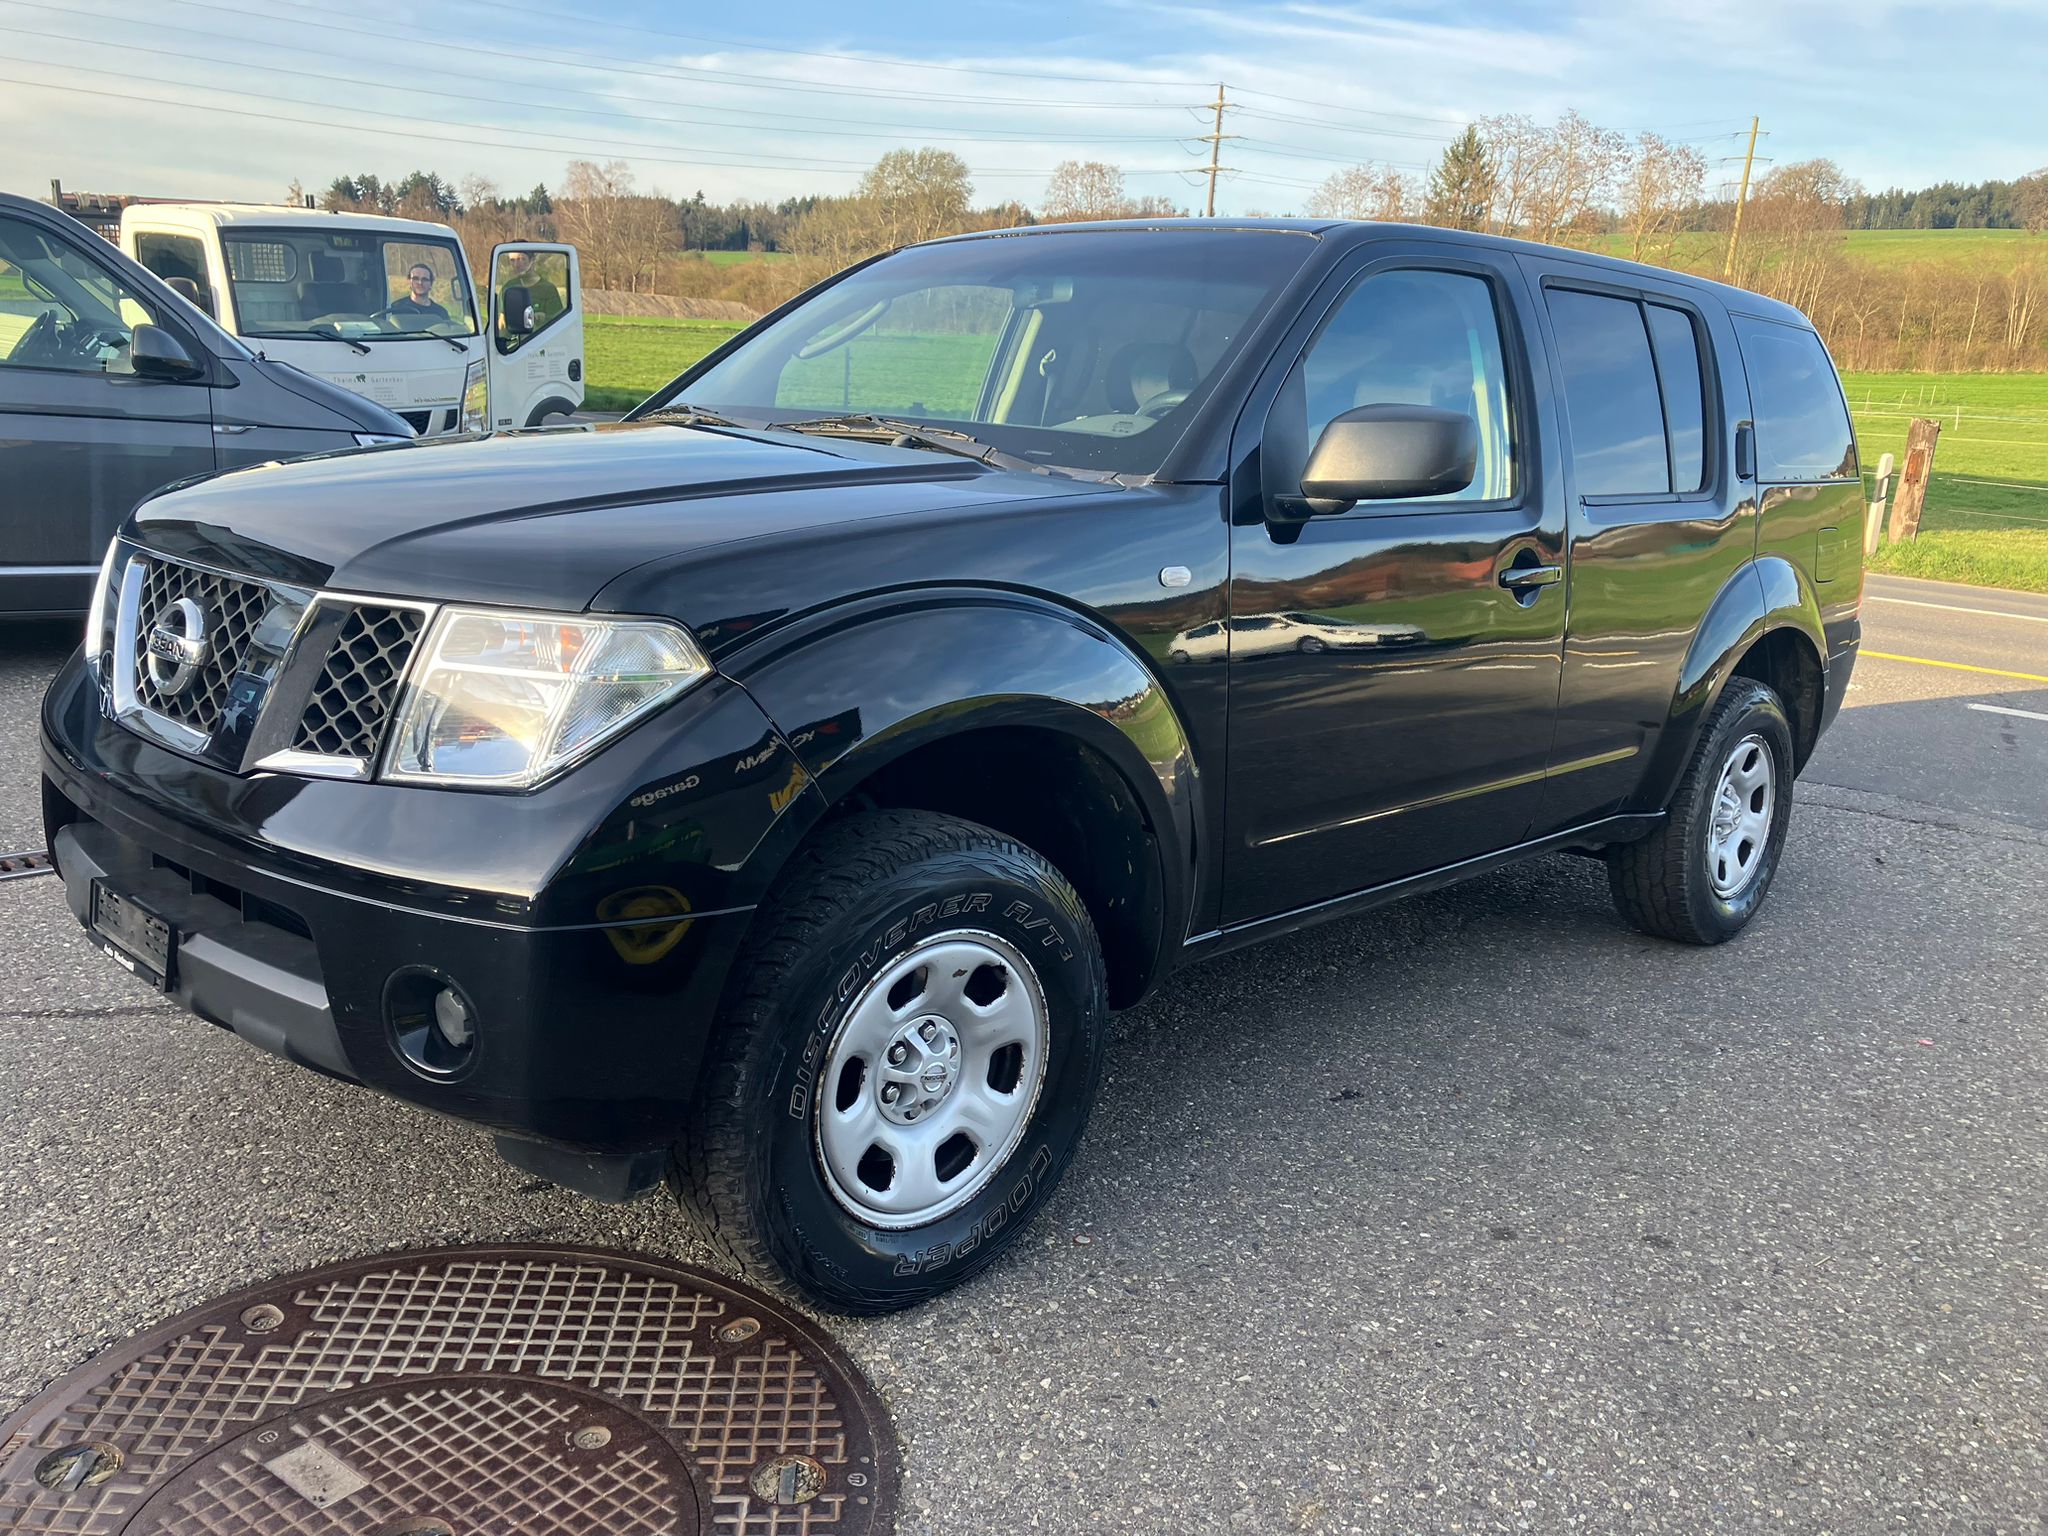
(644, 403, 756, 430)
(388, 330, 469, 354)
(773, 414, 1095, 478)
(254, 325, 371, 356)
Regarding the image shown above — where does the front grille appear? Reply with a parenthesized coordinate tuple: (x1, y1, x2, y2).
(398, 409, 431, 435)
(132, 557, 273, 735)
(291, 603, 427, 761)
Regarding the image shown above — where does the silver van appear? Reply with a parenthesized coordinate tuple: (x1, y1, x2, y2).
(0, 190, 411, 617)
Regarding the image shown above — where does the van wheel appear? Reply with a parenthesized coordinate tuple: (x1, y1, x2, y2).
(1607, 677, 1794, 944)
(671, 810, 1108, 1313)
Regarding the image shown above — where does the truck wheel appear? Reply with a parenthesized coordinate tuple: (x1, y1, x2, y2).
(672, 809, 1108, 1313)
(1607, 677, 1794, 945)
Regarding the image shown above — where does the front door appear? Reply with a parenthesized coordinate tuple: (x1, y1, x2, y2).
(0, 210, 214, 612)
(486, 242, 582, 429)
(1222, 246, 1568, 924)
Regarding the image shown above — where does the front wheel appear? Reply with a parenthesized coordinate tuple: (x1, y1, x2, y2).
(1607, 677, 1795, 944)
(672, 810, 1108, 1313)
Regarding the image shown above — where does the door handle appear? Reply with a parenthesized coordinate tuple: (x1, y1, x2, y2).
(213, 423, 254, 435)
(1498, 563, 1562, 591)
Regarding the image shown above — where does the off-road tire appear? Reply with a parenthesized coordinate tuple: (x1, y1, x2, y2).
(1607, 677, 1795, 944)
(671, 809, 1109, 1313)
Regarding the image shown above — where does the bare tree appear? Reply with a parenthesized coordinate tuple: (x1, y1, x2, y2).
(1736, 159, 1857, 316)
(555, 160, 675, 291)
(2014, 167, 2048, 234)
(1522, 111, 1626, 245)
(1619, 132, 1707, 261)
(857, 148, 973, 248)
(1476, 113, 1546, 236)
(1306, 163, 1416, 222)
(1042, 161, 1128, 222)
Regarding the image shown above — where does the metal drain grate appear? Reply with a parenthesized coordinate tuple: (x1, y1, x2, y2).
(0, 1245, 898, 1535)
(0, 849, 53, 881)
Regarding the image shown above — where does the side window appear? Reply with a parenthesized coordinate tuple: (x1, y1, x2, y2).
(1270, 267, 1516, 505)
(1734, 317, 1857, 481)
(494, 248, 572, 355)
(0, 214, 158, 376)
(1546, 288, 1669, 497)
(133, 232, 217, 320)
(1644, 304, 1707, 493)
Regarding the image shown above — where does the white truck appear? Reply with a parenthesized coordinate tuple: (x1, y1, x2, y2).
(118, 203, 582, 435)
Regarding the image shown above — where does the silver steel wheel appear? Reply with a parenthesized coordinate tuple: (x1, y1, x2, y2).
(1706, 732, 1775, 898)
(814, 930, 1050, 1230)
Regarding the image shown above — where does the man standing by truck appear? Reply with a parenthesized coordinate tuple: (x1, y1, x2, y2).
(496, 247, 560, 345)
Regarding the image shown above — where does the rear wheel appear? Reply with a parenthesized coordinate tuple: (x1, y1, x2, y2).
(672, 810, 1108, 1313)
(1607, 677, 1794, 944)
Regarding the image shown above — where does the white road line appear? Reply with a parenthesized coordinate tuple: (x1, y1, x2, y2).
(1966, 702, 2048, 724)
(1866, 594, 2048, 625)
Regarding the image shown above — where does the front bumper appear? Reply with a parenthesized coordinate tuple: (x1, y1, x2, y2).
(40, 650, 818, 1177)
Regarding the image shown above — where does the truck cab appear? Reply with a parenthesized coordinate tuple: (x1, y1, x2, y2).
(120, 204, 582, 436)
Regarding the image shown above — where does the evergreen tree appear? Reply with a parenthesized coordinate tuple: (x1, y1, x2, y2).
(1425, 126, 1495, 230)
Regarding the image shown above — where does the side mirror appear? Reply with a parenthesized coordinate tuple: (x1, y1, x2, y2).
(501, 284, 532, 335)
(1292, 405, 1478, 515)
(128, 323, 203, 381)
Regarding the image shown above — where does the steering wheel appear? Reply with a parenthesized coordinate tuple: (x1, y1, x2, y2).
(10, 310, 60, 364)
(1139, 389, 1191, 419)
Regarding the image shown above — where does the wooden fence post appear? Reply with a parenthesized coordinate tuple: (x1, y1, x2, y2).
(1887, 418, 1941, 544)
(1864, 451, 1894, 556)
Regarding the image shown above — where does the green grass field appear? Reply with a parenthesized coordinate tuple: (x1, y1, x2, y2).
(1841, 370, 2048, 590)
(692, 250, 791, 267)
(582, 315, 745, 411)
(1593, 227, 2035, 273)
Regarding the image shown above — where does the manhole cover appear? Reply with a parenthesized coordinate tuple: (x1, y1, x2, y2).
(0, 1245, 896, 1534)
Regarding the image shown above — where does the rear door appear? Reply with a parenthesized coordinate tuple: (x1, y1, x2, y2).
(1221, 241, 1570, 922)
(0, 208, 214, 612)
(485, 242, 582, 428)
(1517, 258, 1757, 834)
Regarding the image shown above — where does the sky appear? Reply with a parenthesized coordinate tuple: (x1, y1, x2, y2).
(2, 0, 2044, 216)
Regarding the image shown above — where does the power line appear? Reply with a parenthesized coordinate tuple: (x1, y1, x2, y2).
(105, 0, 1185, 112)
(313, 0, 1218, 93)
(0, 70, 1160, 180)
(0, 18, 1193, 145)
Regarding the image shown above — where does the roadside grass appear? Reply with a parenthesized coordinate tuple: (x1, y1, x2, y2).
(582, 315, 744, 412)
(1839, 371, 2048, 587)
(1590, 227, 2034, 272)
(695, 250, 791, 267)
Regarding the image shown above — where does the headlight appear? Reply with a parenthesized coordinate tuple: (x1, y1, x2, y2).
(460, 359, 487, 433)
(83, 540, 121, 668)
(353, 431, 411, 448)
(384, 608, 711, 789)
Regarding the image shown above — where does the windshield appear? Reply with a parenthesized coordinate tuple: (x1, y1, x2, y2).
(662, 229, 1317, 475)
(222, 227, 478, 341)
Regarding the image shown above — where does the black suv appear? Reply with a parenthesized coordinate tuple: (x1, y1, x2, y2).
(40, 221, 1863, 1311)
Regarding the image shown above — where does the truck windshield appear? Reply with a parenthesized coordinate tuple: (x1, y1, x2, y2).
(222, 228, 478, 342)
(663, 228, 1318, 475)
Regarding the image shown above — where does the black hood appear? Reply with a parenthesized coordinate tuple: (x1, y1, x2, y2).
(250, 354, 414, 435)
(126, 422, 1089, 610)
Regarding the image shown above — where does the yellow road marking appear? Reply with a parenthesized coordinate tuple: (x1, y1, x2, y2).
(1863, 650, 2048, 684)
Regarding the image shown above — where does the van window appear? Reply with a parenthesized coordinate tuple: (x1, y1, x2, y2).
(1268, 267, 1516, 505)
(133, 232, 217, 320)
(1546, 288, 1669, 497)
(1734, 317, 1856, 481)
(1645, 304, 1707, 493)
(0, 213, 158, 376)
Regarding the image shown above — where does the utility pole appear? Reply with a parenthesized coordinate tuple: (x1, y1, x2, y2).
(1198, 83, 1238, 217)
(1722, 115, 1761, 280)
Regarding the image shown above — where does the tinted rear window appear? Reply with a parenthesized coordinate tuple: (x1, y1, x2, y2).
(1645, 304, 1707, 493)
(1546, 288, 1669, 497)
(1735, 317, 1856, 481)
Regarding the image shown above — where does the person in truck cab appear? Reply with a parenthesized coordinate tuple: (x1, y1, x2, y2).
(43, 218, 1863, 1314)
(387, 263, 450, 328)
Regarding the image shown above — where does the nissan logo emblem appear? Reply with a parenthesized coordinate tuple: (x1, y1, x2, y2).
(145, 597, 210, 696)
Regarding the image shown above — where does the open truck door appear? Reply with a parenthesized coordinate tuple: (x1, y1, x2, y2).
(483, 242, 583, 430)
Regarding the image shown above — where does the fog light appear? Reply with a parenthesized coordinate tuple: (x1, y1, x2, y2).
(433, 987, 473, 1049)
(385, 969, 479, 1078)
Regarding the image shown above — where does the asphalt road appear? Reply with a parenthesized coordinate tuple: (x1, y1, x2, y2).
(2, 572, 2045, 1533)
